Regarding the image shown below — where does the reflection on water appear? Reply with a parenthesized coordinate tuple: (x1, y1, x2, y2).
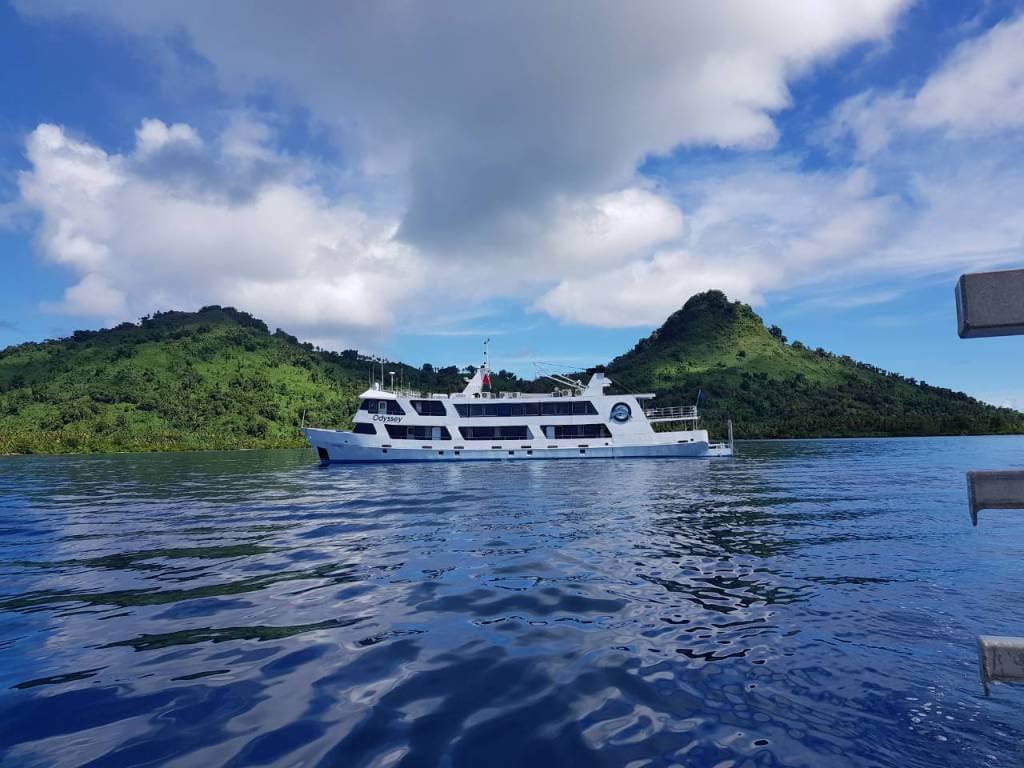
(2, 438, 1024, 766)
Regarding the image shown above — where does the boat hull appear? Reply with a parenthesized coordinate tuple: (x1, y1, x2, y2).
(304, 427, 732, 464)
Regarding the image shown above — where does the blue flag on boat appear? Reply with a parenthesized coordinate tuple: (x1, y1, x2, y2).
(697, 388, 705, 403)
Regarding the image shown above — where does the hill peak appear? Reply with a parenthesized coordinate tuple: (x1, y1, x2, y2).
(625, 290, 763, 356)
(12, 306, 276, 350)
(670, 289, 758, 329)
(139, 306, 271, 333)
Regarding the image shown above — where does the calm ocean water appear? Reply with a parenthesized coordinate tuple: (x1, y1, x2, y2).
(2, 438, 1024, 767)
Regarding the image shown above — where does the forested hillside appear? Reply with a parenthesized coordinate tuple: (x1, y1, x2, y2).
(608, 291, 1024, 438)
(0, 307, 472, 454)
(1, 294, 1021, 454)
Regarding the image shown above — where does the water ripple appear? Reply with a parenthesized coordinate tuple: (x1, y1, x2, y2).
(2, 438, 1024, 766)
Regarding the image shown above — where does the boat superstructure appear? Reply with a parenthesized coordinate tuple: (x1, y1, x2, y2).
(304, 346, 734, 464)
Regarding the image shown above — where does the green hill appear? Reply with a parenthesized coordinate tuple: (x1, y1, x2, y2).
(1, 293, 1021, 454)
(0, 307, 466, 455)
(607, 290, 1024, 438)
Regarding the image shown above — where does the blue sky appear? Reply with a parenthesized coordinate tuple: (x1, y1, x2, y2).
(1, 1, 1023, 408)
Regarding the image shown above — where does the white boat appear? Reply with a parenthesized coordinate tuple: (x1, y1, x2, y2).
(304, 346, 733, 464)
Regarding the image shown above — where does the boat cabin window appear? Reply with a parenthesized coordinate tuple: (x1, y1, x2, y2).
(353, 423, 377, 435)
(458, 425, 531, 440)
(385, 424, 452, 440)
(543, 424, 611, 439)
(410, 399, 446, 416)
(453, 401, 597, 418)
(360, 398, 405, 415)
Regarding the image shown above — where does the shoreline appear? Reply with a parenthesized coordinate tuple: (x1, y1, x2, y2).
(4, 432, 1024, 459)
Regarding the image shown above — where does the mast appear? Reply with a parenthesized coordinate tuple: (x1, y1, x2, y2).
(484, 338, 491, 391)
(459, 339, 493, 396)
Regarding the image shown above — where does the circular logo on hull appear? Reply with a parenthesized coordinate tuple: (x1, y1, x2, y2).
(610, 402, 631, 423)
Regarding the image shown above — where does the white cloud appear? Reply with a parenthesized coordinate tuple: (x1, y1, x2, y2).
(830, 12, 1024, 156)
(535, 249, 767, 327)
(17, 118, 692, 339)
(135, 118, 202, 158)
(20, 124, 123, 272)
(535, 163, 902, 325)
(49, 273, 127, 316)
(16, 2, 1023, 338)
(542, 189, 684, 272)
(907, 12, 1024, 136)
(19, 122, 422, 336)
(17, 0, 909, 260)
(817, 13, 1024, 281)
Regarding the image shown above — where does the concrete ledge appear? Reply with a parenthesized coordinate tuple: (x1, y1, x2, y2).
(956, 269, 1024, 338)
(968, 470, 1024, 526)
(979, 636, 1024, 693)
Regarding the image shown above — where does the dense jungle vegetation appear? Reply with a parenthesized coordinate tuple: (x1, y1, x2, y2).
(1, 293, 1020, 454)
(607, 291, 1024, 439)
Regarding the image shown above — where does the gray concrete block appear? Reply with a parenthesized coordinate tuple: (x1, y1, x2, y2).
(968, 470, 1024, 526)
(978, 635, 1024, 693)
(956, 269, 1024, 338)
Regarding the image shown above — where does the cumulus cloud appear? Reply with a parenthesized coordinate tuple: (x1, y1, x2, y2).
(536, 163, 903, 325)
(20, 124, 122, 273)
(535, 249, 769, 327)
(557, 11, 1024, 332)
(17, 1, 1022, 337)
(18, 119, 689, 336)
(907, 12, 1024, 136)
(829, 11, 1024, 156)
(541, 190, 684, 272)
(135, 118, 202, 158)
(811, 12, 1024, 282)
(17, 0, 908, 259)
(20, 121, 422, 336)
(50, 273, 127, 316)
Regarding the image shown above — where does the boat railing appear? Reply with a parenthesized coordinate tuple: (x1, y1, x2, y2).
(644, 405, 698, 422)
(375, 388, 664, 402)
(459, 390, 577, 400)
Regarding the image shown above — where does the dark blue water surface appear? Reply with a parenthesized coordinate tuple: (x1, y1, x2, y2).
(3, 438, 1024, 767)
